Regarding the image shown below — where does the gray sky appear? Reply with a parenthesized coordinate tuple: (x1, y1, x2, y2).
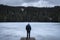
(0, 0, 60, 7)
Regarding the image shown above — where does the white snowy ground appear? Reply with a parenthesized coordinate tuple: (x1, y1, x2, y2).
(0, 22, 60, 40)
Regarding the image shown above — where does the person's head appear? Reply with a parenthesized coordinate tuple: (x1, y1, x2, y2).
(26, 24, 31, 27)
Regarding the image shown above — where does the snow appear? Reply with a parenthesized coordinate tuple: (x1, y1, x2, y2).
(0, 22, 60, 40)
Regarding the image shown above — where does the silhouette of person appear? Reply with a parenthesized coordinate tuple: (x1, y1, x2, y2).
(26, 24, 31, 38)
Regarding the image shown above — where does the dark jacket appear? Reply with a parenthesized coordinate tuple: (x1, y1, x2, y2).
(26, 24, 31, 32)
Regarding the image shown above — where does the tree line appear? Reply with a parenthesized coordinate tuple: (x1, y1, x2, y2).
(0, 4, 60, 22)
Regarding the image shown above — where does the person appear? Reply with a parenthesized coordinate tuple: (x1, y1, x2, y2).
(26, 24, 31, 38)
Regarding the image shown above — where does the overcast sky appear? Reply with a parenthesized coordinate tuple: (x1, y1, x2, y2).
(0, 0, 60, 7)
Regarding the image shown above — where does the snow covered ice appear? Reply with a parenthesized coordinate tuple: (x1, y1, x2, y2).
(0, 22, 60, 40)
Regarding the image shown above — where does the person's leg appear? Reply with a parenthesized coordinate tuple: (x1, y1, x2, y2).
(26, 32, 28, 40)
(29, 31, 30, 38)
(27, 32, 28, 38)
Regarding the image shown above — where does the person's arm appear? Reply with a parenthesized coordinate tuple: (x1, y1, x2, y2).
(30, 26, 31, 31)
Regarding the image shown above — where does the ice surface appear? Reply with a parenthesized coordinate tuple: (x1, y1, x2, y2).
(0, 22, 60, 40)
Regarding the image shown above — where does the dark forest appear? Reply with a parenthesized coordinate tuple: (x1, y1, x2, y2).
(0, 4, 60, 22)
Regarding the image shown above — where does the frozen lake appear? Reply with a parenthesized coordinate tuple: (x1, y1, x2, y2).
(0, 22, 60, 40)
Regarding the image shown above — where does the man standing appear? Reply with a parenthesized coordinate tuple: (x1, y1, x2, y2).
(26, 24, 31, 38)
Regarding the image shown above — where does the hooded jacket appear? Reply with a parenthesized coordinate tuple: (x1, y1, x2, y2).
(26, 24, 31, 32)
